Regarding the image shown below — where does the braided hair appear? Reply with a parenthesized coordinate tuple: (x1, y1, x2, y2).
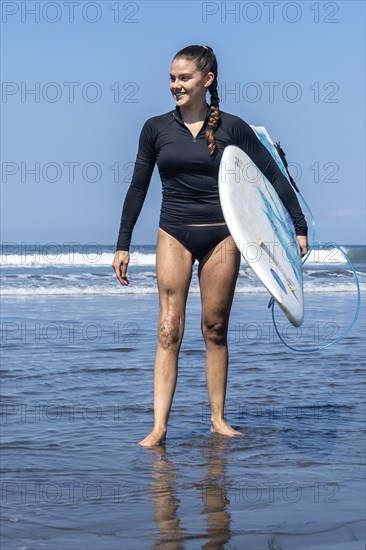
(172, 45, 221, 156)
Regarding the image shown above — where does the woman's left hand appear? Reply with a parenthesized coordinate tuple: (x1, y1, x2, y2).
(297, 235, 308, 258)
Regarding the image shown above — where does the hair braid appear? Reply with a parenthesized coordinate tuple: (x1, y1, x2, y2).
(173, 45, 221, 156)
(206, 74, 220, 156)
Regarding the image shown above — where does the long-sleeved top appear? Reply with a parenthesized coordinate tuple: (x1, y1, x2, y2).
(116, 102, 308, 251)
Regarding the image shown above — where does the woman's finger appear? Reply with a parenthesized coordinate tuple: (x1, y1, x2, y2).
(112, 252, 130, 286)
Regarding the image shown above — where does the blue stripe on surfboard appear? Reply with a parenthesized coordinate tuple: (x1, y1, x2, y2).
(270, 268, 287, 294)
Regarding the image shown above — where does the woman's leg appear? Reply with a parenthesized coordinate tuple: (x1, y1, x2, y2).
(198, 233, 242, 436)
(138, 228, 194, 447)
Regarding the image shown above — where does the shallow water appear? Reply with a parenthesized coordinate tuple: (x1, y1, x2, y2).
(1, 291, 365, 549)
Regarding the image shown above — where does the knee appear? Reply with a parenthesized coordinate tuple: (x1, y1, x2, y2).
(202, 320, 227, 346)
(158, 313, 183, 350)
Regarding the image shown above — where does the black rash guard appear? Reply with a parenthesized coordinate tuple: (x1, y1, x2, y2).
(116, 102, 308, 251)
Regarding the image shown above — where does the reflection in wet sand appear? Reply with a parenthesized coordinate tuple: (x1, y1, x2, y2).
(148, 436, 233, 549)
(149, 445, 186, 550)
(200, 436, 232, 549)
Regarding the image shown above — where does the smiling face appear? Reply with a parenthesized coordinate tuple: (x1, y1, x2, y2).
(169, 58, 214, 108)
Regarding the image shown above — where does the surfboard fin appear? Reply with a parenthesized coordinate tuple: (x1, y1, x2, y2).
(256, 238, 297, 293)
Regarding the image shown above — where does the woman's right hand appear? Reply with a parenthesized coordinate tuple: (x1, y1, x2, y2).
(112, 250, 130, 286)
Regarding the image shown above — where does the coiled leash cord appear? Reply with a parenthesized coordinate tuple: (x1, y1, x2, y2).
(267, 144, 361, 352)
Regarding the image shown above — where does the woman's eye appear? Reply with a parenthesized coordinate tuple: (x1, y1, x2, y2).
(169, 76, 189, 82)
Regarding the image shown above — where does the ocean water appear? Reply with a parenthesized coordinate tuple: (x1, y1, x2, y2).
(1, 243, 365, 297)
(1, 244, 365, 549)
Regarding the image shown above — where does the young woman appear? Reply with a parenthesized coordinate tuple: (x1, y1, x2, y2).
(112, 45, 308, 447)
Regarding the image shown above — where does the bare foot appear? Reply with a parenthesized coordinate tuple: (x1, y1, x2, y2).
(210, 419, 243, 437)
(138, 429, 167, 447)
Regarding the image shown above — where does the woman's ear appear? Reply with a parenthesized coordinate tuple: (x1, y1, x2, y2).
(205, 72, 215, 88)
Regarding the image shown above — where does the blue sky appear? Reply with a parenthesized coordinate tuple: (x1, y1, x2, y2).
(1, 0, 365, 246)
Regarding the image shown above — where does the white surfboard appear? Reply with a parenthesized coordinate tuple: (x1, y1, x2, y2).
(218, 130, 304, 327)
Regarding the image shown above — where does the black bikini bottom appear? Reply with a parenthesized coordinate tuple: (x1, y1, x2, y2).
(159, 222, 232, 263)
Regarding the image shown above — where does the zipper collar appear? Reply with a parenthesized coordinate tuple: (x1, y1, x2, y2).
(173, 102, 211, 127)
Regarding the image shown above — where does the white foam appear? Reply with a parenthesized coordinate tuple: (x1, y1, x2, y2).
(303, 282, 364, 293)
(0, 251, 157, 267)
(0, 285, 157, 296)
(1, 247, 352, 267)
(1, 280, 364, 297)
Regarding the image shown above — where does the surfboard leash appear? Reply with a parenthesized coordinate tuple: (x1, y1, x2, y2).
(268, 187, 361, 353)
(268, 149, 361, 353)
